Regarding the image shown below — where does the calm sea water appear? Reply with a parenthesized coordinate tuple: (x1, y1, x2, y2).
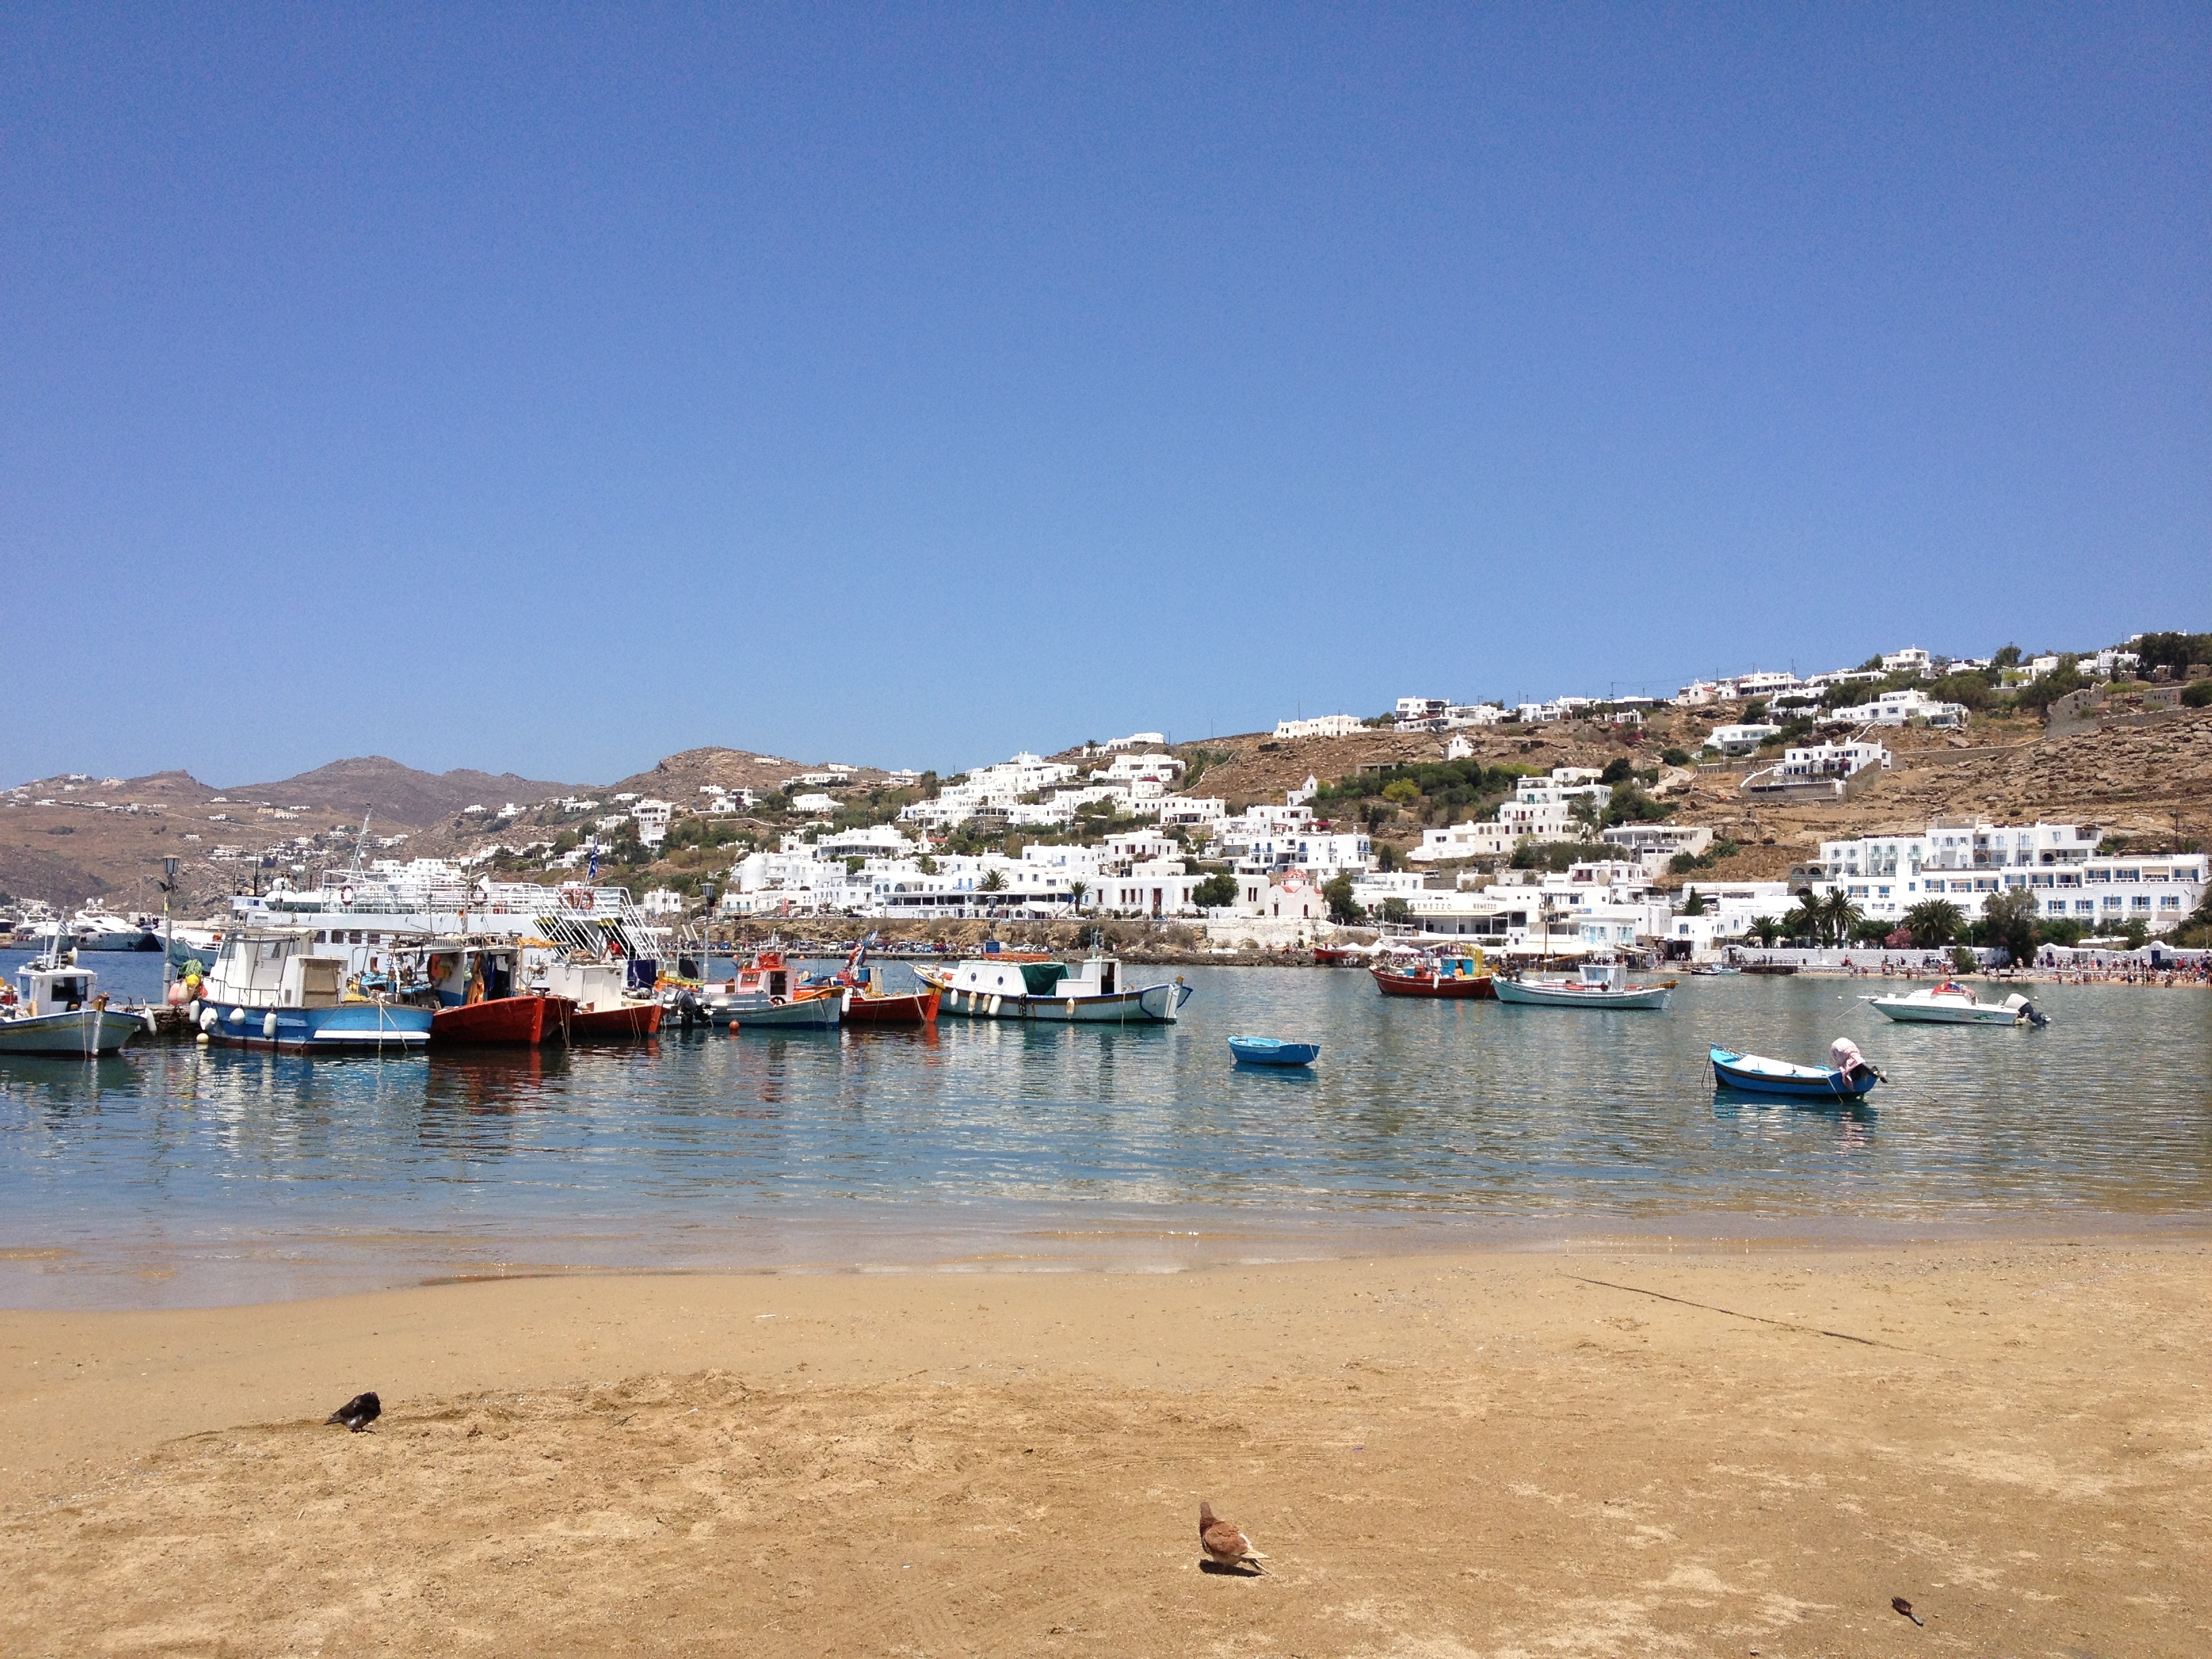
(4, 950, 2209, 1306)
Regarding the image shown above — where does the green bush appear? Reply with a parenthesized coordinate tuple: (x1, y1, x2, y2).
(2183, 681, 2212, 708)
(1950, 944, 1979, 975)
(1660, 747, 1692, 766)
(1191, 872, 1237, 909)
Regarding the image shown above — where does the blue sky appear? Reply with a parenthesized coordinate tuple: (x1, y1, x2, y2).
(5, 4, 2205, 786)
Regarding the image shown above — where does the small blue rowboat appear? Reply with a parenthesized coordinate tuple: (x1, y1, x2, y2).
(1711, 1046, 1880, 1099)
(1229, 1035, 1321, 1067)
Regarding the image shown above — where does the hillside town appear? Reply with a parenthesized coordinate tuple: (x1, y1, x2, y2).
(5, 631, 2211, 966)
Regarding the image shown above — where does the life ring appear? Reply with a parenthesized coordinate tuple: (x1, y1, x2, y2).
(564, 888, 593, 911)
(340, 885, 355, 905)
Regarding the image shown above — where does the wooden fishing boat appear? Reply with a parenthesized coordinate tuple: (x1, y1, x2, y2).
(567, 998, 663, 1038)
(0, 959, 145, 1055)
(432, 991, 573, 1045)
(192, 928, 432, 1052)
(915, 955, 1191, 1023)
(1710, 1044, 1880, 1098)
(727, 989, 842, 1030)
(1494, 960, 1673, 1010)
(1229, 1035, 1320, 1066)
(842, 985, 940, 1023)
(1371, 951, 1494, 999)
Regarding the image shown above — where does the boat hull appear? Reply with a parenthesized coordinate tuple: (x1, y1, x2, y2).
(1494, 978, 1672, 1010)
(842, 988, 940, 1024)
(431, 994, 575, 1046)
(568, 1001, 663, 1039)
(0, 1008, 144, 1055)
(1867, 1001, 2021, 1025)
(202, 1002, 432, 1052)
(1229, 1036, 1319, 1066)
(729, 994, 842, 1029)
(1710, 1047, 1877, 1097)
(1372, 968, 1494, 999)
(926, 980, 1191, 1023)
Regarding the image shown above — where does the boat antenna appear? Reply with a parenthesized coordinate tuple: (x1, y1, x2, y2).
(348, 811, 373, 882)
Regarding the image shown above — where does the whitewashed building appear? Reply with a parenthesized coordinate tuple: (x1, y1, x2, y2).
(1273, 714, 1363, 739)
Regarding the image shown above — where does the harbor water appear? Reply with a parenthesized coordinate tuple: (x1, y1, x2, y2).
(4, 951, 2209, 1307)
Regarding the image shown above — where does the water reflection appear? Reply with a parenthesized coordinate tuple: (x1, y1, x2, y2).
(2, 969, 2209, 1288)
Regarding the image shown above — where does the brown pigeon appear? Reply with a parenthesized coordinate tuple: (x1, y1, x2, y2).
(1198, 1500, 1266, 1572)
(1891, 1596, 1923, 1626)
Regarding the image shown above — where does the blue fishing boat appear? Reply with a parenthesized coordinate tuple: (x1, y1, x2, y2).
(1229, 1035, 1320, 1067)
(1710, 1043, 1881, 1099)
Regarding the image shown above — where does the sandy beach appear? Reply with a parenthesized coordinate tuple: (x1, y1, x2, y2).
(3, 1240, 2208, 1656)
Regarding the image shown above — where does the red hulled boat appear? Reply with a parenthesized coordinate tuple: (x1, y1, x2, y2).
(1371, 952, 1496, 999)
(568, 999, 663, 1038)
(842, 985, 941, 1024)
(431, 991, 575, 1046)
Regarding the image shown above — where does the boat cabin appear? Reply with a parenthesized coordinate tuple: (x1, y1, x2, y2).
(411, 943, 522, 1007)
(12, 963, 97, 1018)
(204, 930, 347, 1008)
(942, 956, 1121, 1000)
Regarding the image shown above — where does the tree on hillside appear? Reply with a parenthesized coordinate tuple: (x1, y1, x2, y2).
(1902, 899, 1965, 947)
(1681, 888, 1706, 916)
(1323, 873, 1364, 924)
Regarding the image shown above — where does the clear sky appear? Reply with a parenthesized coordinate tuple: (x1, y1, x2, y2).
(5, 4, 2206, 787)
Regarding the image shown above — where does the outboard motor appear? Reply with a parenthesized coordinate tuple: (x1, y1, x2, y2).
(2003, 993, 2050, 1027)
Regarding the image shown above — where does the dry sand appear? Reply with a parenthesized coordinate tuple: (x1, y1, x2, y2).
(3, 1241, 2208, 1656)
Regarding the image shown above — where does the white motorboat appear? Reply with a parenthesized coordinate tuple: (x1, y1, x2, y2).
(0, 958, 144, 1054)
(916, 954, 1192, 1023)
(1494, 959, 1674, 1010)
(1861, 981, 2047, 1026)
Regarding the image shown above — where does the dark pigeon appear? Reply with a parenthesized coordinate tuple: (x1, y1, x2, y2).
(1891, 1596, 1924, 1626)
(327, 1391, 382, 1432)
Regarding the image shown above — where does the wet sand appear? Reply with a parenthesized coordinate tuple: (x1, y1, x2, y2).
(4, 1240, 2208, 1656)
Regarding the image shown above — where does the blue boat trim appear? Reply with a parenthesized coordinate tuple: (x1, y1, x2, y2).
(1710, 1046, 1878, 1099)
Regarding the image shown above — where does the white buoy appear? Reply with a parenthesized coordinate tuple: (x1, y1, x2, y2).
(262, 1010, 279, 1040)
(199, 1006, 218, 1033)
(227, 1006, 245, 1023)
(195, 1031, 211, 1046)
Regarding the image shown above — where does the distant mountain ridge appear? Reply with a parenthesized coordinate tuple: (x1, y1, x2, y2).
(217, 756, 599, 830)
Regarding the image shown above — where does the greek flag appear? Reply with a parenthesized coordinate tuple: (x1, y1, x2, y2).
(588, 845, 598, 880)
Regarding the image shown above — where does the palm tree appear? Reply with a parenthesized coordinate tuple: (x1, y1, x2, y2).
(1067, 879, 1088, 913)
(1902, 899, 1965, 947)
(1747, 915, 1785, 948)
(1820, 890, 1863, 945)
(1782, 898, 1824, 944)
(979, 869, 1006, 893)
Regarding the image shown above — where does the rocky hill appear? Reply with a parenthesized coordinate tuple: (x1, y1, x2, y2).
(220, 756, 595, 830)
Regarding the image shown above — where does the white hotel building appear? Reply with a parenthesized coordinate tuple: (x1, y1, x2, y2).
(1810, 820, 2209, 934)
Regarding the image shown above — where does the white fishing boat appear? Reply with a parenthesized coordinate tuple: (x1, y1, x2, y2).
(1494, 960, 1674, 1010)
(0, 958, 145, 1054)
(1860, 981, 2048, 1027)
(192, 928, 432, 1052)
(916, 954, 1192, 1023)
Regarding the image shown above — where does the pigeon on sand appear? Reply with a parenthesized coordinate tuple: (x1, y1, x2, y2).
(1198, 1500, 1267, 1572)
(327, 1391, 382, 1432)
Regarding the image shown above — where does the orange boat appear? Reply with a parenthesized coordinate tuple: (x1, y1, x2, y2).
(842, 985, 941, 1024)
(432, 992, 575, 1045)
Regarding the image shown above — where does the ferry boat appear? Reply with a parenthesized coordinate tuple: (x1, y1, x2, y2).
(915, 954, 1191, 1023)
(0, 958, 146, 1054)
(192, 928, 432, 1052)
